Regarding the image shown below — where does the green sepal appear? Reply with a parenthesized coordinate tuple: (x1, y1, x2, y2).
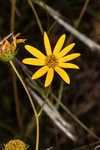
(0, 50, 17, 62)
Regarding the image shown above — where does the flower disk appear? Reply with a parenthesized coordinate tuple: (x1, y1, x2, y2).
(45, 55, 58, 68)
(22, 32, 80, 87)
(4, 139, 26, 150)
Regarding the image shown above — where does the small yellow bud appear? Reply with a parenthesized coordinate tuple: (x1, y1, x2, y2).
(4, 139, 26, 150)
(0, 33, 26, 62)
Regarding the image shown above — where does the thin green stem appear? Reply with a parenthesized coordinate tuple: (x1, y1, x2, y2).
(37, 85, 51, 117)
(75, 0, 90, 28)
(9, 60, 39, 150)
(48, 21, 56, 34)
(56, 80, 64, 109)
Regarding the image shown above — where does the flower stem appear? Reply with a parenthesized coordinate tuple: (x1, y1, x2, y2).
(56, 80, 64, 109)
(9, 60, 39, 150)
(10, 0, 24, 136)
(10, 0, 16, 32)
(12, 69, 24, 135)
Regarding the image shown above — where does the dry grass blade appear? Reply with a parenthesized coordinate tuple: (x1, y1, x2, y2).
(36, 1, 100, 52)
(28, 86, 77, 142)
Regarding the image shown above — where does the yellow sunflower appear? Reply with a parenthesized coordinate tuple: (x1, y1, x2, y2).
(22, 32, 80, 87)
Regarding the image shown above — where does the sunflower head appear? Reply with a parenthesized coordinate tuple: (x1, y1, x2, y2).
(22, 32, 80, 87)
(0, 33, 26, 62)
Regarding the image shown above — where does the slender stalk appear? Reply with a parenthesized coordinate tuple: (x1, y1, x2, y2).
(12, 69, 25, 135)
(10, 0, 16, 32)
(56, 80, 64, 109)
(68, 0, 90, 41)
(9, 60, 39, 150)
(28, 0, 44, 35)
(38, 84, 51, 117)
(76, 0, 90, 27)
(48, 21, 56, 34)
(10, 0, 24, 136)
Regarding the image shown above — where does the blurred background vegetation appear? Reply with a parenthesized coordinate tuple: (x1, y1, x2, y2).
(0, 0, 100, 150)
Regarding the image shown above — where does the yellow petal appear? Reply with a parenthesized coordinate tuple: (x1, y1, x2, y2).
(60, 53, 80, 62)
(32, 66, 49, 79)
(25, 45, 46, 59)
(58, 43, 75, 57)
(44, 32, 52, 56)
(55, 67, 70, 84)
(53, 34, 66, 55)
(58, 62, 79, 69)
(22, 58, 45, 66)
(45, 68, 54, 87)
